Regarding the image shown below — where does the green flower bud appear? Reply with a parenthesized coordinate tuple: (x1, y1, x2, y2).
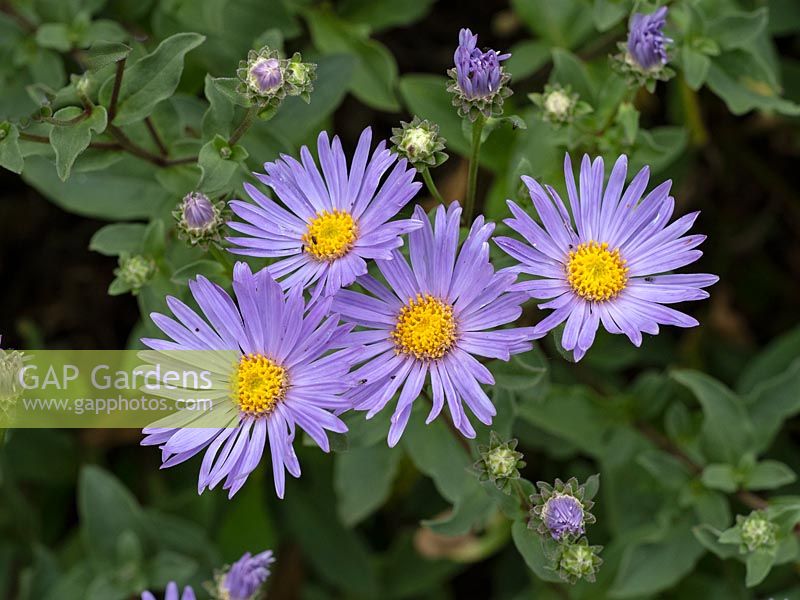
(390, 117, 447, 170)
(115, 254, 155, 295)
(739, 511, 778, 553)
(473, 431, 525, 493)
(557, 538, 603, 584)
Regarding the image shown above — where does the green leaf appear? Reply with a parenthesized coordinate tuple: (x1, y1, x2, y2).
(49, 105, 108, 180)
(78, 466, 149, 566)
(109, 32, 205, 126)
(707, 8, 768, 52)
(89, 223, 147, 256)
(306, 9, 399, 111)
(281, 485, 379, 597)
(745, 549, 776, 587)
(745, 460, 797, 491)
(505, 40, 550, 80)
(681, 47, 712, 90)
(739, 326, 800, 393)
(701, 464, 738, 493)
(197, 134, 248, 195)
(510, 0, 594, 48)
(0, 122, 24, 174)
(671, 369, 754, 464)
(610, 515, 705, 598)
(706, 52, 800, 116)
(35, 23, 72, 52)
(85, 41, 131, 71)
(491, 346, 548, 393)
(550, 49, 595, 103)
(593, 0, 629, 31)
(511, 520, 561, 582)
(745, 358, 800, 452)
(401, 407, 473, 503)
(216, 471, 277, 561)
(692, 524, 739, 559)
(22, 155, 171, 220)
(334, 440, 402, 526)
(337, 0, 435, 31)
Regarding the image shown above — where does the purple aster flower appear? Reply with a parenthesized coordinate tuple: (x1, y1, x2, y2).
(250, 57, 283, 93)
(182, 192, 216, 230)
(220, 550, 275, 600)
(142, 582, 195, 600)
(332, 202, 534, 446)
(140, 262, 363, 498)
(496, 154, 718, 361)
(227, 127, 423, 298)
(543, 494, 585, 540)
(627, 7, 671, 70)
(454, 28, 510, 101)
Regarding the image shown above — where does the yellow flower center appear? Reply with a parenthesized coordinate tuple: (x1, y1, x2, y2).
(391, 294, 456, 360)
(301, 210, 358, 261)
(233, 353, 288, 416)
(567, 241, 628, 302)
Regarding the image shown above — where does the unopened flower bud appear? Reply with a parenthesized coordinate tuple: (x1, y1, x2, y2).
(237, 47, 316, 111)
(739, 511, 777, 553)
(474, 432, 525, 492)
(530, 476, 596, 542)
(390, 117, 447, 170)
(557, 538, 603, 584)
(115, 254, 155, 295)
(174, 192, 225, 248)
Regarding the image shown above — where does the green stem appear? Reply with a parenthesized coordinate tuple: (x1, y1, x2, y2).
(464, 116, 485, 225)
(421, 167, 444, 204)
(228, 106, 257, 147)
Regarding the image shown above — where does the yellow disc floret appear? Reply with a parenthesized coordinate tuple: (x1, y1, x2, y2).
(391, 294, 456, 360)
(301, 210, 358, 261)
(234, 353, 288, 416)
(566, 241, 628, 302)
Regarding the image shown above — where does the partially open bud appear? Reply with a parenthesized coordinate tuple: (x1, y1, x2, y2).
(390, 117, 447, 170)
(556, 538, 603, 584)
(174, 192, 225, 248)
(237, 47, 316, 112)
(209, 550, 274, 600)
(113, 254, 155, 296)
(474, 431, 525, 492)
(739, 511, 778, 553)
(447, 28, 512, 121)
(612, 8, 674, 89)
(530, 476, 597, 542)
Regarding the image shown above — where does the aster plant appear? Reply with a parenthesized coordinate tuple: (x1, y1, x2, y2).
(140, 262, 363, 498)
(497, 154, 717, 361)
(332, 202, 534, 445)
(227, 127, 422, 297)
